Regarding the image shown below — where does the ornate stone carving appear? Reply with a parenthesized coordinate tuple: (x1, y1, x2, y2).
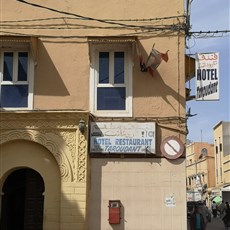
(78, 134, 87, 182)
(0, 111, 88, 183)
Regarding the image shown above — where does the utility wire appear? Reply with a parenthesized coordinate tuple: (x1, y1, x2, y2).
(190, 30, 230, 35)
(0, 15, 185, 23)
(16, 0, 185, 31)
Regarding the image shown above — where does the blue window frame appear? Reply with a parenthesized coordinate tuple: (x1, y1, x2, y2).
(90, 42, 133, 117)
(114, 52, 124, 84)
(3, 52, 13, 81)
(1, 85, 28, 107)
(0, 51, 32, 109)
(97, 87, 126, 110)
(18, 52, 28, 81)
(97, 51, 126, 111)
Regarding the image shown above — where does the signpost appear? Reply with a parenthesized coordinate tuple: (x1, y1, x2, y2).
(160, 136, 184, 160)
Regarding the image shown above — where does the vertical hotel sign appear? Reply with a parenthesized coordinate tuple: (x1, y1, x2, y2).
(196, 52, 219, 101)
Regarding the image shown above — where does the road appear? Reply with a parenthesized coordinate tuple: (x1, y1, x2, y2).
(188, 216, 227, 230)
(206, 216, 226, 230)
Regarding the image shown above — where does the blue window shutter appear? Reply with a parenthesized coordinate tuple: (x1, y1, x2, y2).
(18, 52, 28, 81)
(3, 52, 13, 81)
(114, 52, 124, 84)
(97, 87, 125, 110)
(1, 85, 28, 107)
(99, 52, 109, 83)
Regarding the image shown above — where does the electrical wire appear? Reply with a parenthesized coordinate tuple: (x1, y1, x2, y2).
(17, 0, 183, 30)
(0, 23, 181, 31)
(0, 15, 185, 24)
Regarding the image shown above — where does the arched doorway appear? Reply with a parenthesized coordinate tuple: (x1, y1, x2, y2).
(0, 168, 45, 230)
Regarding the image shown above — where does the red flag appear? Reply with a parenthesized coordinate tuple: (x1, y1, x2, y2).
(146, 48, 169, 77)
(147, 66, 155, 77)
(161, 50, 169, 62)
(136, 42, 169, 77)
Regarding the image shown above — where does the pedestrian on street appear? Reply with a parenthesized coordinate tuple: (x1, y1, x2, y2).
(190, 205, 206, 230)
(199, 202, 211, 229)
(222, 203, 230, 229)
(220, 201, 226, 218)
(211, 201, 217, 218)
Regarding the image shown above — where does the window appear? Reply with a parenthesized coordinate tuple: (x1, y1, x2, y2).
(220, 143, 222, 152)
(90, 41, 133, 117)
(215, 145, 218, 154)
(0, 50, 34, 109)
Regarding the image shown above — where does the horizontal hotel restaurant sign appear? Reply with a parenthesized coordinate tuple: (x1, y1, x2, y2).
(90, 122, 156, 154)
(196, 52, 219, 101)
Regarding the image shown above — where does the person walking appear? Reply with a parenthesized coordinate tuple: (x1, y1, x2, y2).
(222, 203, 230, 229)
(198, 202, 211, 229)
(220, 201, 226, 218)
(190, 205, 206, 230)
(211, 201, 217, 218)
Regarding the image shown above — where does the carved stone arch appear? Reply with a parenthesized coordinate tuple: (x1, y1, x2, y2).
(0, 130, 73, 182)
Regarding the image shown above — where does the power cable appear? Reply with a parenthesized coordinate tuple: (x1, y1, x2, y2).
(16, 0, 185, 31)
(0, 15, 185, 23)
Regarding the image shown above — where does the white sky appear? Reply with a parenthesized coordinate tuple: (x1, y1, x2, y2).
(186, 0, 230, 143)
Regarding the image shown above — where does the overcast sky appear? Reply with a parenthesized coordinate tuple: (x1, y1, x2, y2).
(186, 0, 230, 143)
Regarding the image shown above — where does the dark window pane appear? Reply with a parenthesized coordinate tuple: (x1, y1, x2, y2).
(18, 52, 28, 81)
(97, 87, 125, 110)
(3, 52, 13, 81)
(1, 85, 28, 107)
(114, 52, 124, 84)
(99, 52, 109, 83)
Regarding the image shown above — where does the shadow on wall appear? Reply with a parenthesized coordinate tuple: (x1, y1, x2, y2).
(34, 40, 70, 96)
(133, 40, 185, 111)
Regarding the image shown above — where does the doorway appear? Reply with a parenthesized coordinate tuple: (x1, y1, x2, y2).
(0, 168, 45, 230)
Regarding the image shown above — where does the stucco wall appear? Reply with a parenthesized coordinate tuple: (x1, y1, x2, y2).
(1, 0, 186, 119)
(88, 158, 186, 230)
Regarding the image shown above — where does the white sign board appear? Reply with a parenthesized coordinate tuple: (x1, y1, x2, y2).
(90, 122, 156, 154)
(165, 195, 176, 207)
(196, 52, 219, 101)
(187, 192, 202, 202)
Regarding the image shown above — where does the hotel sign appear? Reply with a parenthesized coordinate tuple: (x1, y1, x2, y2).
(196, 52, 219, 101)
(90, 122, 156, 154)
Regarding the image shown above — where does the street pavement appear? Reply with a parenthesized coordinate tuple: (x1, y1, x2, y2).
(188, 216, 227, 230)
(206, 216, 226, 230)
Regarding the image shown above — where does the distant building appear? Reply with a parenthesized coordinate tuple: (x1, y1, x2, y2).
(186, 142, 215, 203)
(213, 121, 230, 195)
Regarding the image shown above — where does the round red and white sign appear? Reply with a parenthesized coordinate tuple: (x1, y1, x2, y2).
(160, 136, 184, 159)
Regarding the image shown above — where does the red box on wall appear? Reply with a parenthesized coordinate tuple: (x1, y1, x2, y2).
(108, 200, 121, 224)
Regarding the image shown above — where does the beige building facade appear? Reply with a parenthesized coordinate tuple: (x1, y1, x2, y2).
(213, 121, 230, 196)
(186, 142, 215, 204)
(0, 0, 188, 229)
